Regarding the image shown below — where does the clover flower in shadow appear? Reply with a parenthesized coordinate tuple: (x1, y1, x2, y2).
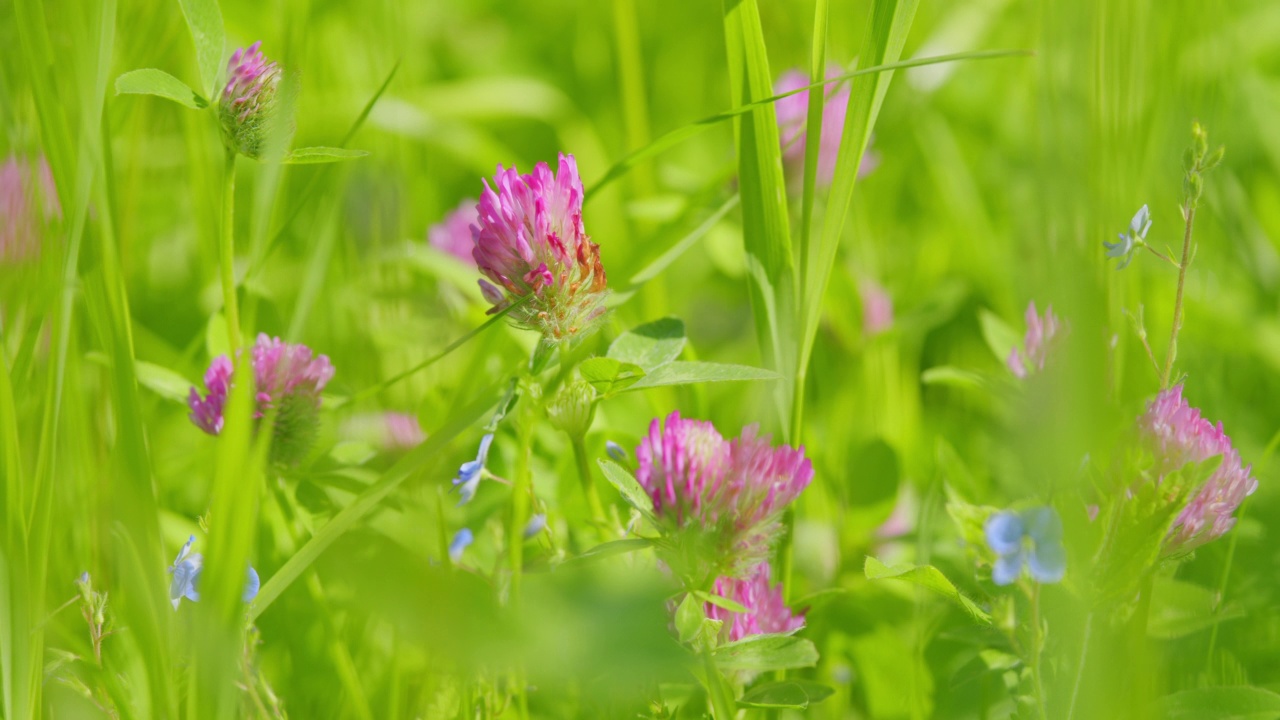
(984, 507, 1066, 586)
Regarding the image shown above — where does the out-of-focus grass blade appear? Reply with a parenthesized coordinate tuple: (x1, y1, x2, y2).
(585, 50, 1029, 202)
(250, 386, 501, 620)
(722, 0, 798, 436)
(247, 59, 400, 280)
(176, 0, 225, 98)
(283, 147, 370, 164)
(797, 0, 920, 404)
(0, 344, 27, 720)
(798, 0, 830, 303)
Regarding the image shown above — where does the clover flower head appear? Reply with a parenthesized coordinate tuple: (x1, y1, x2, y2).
(774, 68, 876, 186)
(449, 528, 474, 563)
(452, 433, 494, 506)
(984, 507, 1066, 586)
(636, 412, 813, 571)
(219, 42, 283, 159)
(1007, 302, 1061, 378)
(861, 280, 894, 336)
(1137, 385, 1257, 553)
(472, 153, 609, 341)
(168, 535, 260, 610)
(429, 198, 479, 263)
(1103, 204, 1152, 270)
(706, 562, 805, 643)
(1, 155, 60, 263)
(188, 334, 334, 465)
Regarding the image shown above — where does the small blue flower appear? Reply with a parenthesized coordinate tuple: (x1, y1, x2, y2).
(1103, 204, 1152, 270)
(452, 433, 494, 506)
(983, 507, 1065, 586)
(523, 513, 547, 538)
(168, 535, 261, 610)
(449, 528, 474, 563)
(605, 440, 628, 463)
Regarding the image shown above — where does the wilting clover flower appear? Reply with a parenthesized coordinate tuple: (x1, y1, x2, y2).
(1007, 301, 1061, 378)
(636, 412, 813, 573)
(1, 155, 60, 263)
(188, 334, 335, 465)
(219, 42, 283, 159)
(451, 433, 494, 506)
(1103, 204, 1152, 270)
(705, 562, 805, 642)
(1137, 385, 1257, 553)
(472, 153, 608, 341)
(428, 198, 479, 263)
(449, 528, 474, 563)
(774, 68, 877, 186)
(984, 507, 1066, 586)
(168, 535, 261, 611)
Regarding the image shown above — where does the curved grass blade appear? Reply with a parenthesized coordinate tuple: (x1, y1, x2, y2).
(585, 49, 1030, 202)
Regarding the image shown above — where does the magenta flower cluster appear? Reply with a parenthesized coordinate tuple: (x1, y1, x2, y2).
(706, 562, 805, 642)
(1007, 301, 1061, 378)
(219, 42, 283, 159)
(1138, 385, 1257, 553)
(1, 155, 60, 263)
(189, 334, 334, 464)
(472, 153, 608, 340)
(429, 198, 480, 264)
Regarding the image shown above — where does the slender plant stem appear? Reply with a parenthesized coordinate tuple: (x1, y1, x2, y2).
(571, 434, 608, 531)
(1066, 612, 1093, 720)
(220, 149, 243, 353)
(1030, 585, 1049, 720)
(509, 414, 533, 720)
(1160, 207, 1196, 388)
(1204, 501, 1244, 674)
(701, 644, 736, 720)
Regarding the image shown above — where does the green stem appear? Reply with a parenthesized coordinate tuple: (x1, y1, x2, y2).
(220, 149, 243, 352)
(1030, 585, 1049, 720)
(509, 416, 533, 720)
(572, 434, 608, 530)
(1066, 612, 1093, 720)
(701, 644, 736, 720)
(1160, 206, 1195, 389)
(1204, 501, 1244, 675)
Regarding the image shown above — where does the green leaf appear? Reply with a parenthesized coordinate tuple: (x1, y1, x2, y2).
(578, 357, 646, 395)
(739, 680, 834, 709)
(864, 556, 991, 624)
(175, 0, 225, 98)
(693, 590, 749, 614)
(134, 360, 195, 404)
(597, 459, 656, 521)
(978, 308, 1023, 365)
(329, 441, 377, 467)
(713, 633, 818, 672)
(1160, 687, 1280, 720)
(675, 593, 704, 644)
(1148, 577, 1245, 640)
(626, 361, 778, 391)
(921, 366, 987, 390)
(567, 538, 654, 567)
(284, 147, 371, 164)
(114, 68, 207, 109)
(607, 317, 686, 371)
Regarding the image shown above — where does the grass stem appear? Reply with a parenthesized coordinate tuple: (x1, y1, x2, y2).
(220, 149, 243, 353)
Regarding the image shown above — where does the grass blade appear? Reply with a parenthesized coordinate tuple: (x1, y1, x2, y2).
(175, 0, 225, 98)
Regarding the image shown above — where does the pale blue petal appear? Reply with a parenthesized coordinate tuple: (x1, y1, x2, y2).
(449, 528, 474, 563)
(1022, 506, 1063, 545)
(243, 566, 261, 602)
(1029, 541, 1066, 584)
(605, 441, 628, 463)
(985, 512, 1025, 556)
(992, 549, 1025, 586)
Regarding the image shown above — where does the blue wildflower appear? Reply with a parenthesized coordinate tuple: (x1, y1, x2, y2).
(524, 513, 547, 538)
(605, 440, 628, 463)
(1103, 204, 1152, 270)
(452, 433, 494, 506)
(983, 507, 1066, 586)
(449, 528, 474, 563)
(168, 535, 261, 610)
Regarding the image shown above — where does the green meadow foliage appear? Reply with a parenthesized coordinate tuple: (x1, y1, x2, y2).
(2, 0, 1279, 718)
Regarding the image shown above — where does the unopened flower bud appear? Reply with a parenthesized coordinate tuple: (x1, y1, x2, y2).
(546, 377, 595, 439)
(219, 42, 283, 159)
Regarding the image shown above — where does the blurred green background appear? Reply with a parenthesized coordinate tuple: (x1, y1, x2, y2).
(3, 0, 1280, 717)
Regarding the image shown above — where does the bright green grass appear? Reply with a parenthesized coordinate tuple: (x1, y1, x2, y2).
(3, 0, 1280, 717)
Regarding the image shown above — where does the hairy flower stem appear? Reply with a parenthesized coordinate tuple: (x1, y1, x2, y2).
(1160, 206, 1195, 389)
(509, 416, 533, 720)
(1030, 584, 1049, 720)
(220, 149, 243, 353)
(1066, 612, 1093, 720)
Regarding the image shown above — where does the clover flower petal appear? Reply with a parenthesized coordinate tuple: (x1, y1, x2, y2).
(428, 198, 479, 263)
(1, 155, 60, 263)
(705, 562, 805, 642)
